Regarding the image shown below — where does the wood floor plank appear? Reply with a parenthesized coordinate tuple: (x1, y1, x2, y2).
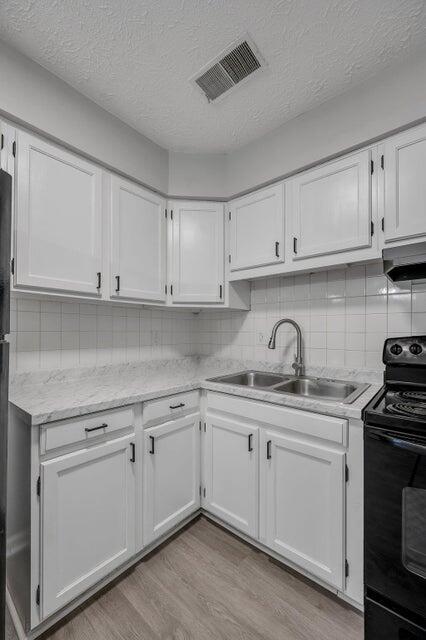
(15, 517, 363, 640)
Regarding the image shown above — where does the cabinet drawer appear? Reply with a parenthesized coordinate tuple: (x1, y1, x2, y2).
(41, 406, 135, 453)
(143, 390, 199, 426)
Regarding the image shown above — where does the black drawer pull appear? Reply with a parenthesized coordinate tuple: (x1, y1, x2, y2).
(266, 440, 272, 460)
(85, 422, 108, 433)
(149, 435, 155, 454)
(275, 241, 280, 258)
(130, 442, 136, 463)
(248, 433, 253, 452)
(96, 272, 102, 290)
(169, 402, 185, 409)
(115, 275, 120, 292)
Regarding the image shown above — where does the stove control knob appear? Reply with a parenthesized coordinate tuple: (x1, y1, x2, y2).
(390, 343, 403, 355)
(409, 343, 423, 355)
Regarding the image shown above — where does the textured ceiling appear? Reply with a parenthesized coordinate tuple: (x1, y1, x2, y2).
(0, 0, 426, 153)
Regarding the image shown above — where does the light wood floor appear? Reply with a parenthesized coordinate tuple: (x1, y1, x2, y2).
(8, 516, 364, 640)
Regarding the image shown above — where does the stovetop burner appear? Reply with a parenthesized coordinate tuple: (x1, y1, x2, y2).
(386, 402, 426, 417)
(397, 391, 426, 403)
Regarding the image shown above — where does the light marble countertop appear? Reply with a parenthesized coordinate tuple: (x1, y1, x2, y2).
(9, 356, 383, 426)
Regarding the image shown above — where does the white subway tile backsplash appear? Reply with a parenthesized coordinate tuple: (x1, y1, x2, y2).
(9, 264, 424, 375)
(198, 265, 421, 373)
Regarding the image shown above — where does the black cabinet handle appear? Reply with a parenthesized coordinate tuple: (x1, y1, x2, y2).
(115, 275, 120, 292)
(266, 440, 272, 460)
(149, 435, 155, 454)
(130, 442, 136, 463)
(85, 422, 108, 433)
(275, 241, 280, 258)
(96, 272, 102, 290)
(169, 402, 185, 409)
(248, 433, 253, 452)
(293, 237, 298, 254)
(219, 284, 223, 299)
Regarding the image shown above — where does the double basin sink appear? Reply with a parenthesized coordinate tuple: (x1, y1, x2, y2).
(207, 370, 369, 404)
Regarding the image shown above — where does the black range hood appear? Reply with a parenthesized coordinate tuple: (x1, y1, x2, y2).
(383, 241, 426, 283)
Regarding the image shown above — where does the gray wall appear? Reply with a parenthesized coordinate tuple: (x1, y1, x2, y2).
(0, 39, 169, 193)
(168, 151, 227, 199)
(226, 52, 426, 197)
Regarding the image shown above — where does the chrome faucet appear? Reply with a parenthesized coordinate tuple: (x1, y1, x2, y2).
(268, 318, 304, 377)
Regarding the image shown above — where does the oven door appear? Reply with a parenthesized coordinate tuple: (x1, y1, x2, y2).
(365, 426, 426, 620)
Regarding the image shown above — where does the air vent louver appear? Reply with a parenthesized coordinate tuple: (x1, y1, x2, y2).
(194, 39, 263, 102)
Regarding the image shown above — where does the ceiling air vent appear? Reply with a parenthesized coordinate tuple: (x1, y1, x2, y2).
(193, 38, 264, 102)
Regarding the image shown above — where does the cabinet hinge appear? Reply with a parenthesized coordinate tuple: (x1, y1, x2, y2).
(170, 284, 173, 296)
(370, 221, 374, 237)
(345, 465, 349, 483)
(12, 140, 16, 157)
(370, 159, 374, 174)
(36, 585, 40, 606)
(170, 210, 173, 221)
(381, 217, 385, 232)
(10, 257, 14, 275)
(228, 254, 231, 264)
(36, 476, 41, 496)
(345, 560, 349, 578)
(228, 211, 231, 221)
(380, 154, 384, 170)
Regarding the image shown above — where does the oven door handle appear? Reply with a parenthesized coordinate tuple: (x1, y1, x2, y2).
(378, 433, 426, 456)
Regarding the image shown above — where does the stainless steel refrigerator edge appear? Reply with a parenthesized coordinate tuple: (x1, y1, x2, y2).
(0, 169, 12, 640)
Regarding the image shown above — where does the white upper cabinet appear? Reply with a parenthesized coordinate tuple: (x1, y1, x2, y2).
(40, 435, 136, 618)
(169, 201, 224, 304)
(383, 123, 426, 243)
(262, 429, 345, 590)
(143, 413, 200, 545)
(110, 176, 166, 302)
(290, 150, 372, 260)
(229, 184, 284, 271)
(14, 130, 102, 295)
(204, 415, 259, 537)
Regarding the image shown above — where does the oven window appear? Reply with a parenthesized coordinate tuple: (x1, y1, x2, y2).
(402, 487, 426, 579)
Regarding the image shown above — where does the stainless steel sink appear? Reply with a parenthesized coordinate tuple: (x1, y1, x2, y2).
(211, 371, 288, 388)
(207, 370, 369, 404)
(273, 378, 359, 401)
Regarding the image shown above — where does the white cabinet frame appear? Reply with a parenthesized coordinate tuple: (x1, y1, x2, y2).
(110, 175, 166, 302)
(14, 130, 103, 295)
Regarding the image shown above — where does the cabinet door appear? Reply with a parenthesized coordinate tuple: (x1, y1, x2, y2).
(290, 150, 372, 260)
(40, 435, 136, 618)
(15, 130, 102, 294)
(170, 202, 224, 303)
(383, 124, 426, 242)
(229, 184, 284, 271)
(143, 414, 200, 544)
(110, 176, 166, 302)
(262, 430, 345, 589)
(204, 416, 258, 537)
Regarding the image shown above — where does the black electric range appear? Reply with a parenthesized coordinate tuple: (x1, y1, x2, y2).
(364, 335, 426, 639)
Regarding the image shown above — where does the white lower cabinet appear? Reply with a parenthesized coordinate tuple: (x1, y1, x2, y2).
(204, 415, 259, 537)
(261, 429, 346, 590)
(143, 413, 200, 545)
(40, 434, 136, 618)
